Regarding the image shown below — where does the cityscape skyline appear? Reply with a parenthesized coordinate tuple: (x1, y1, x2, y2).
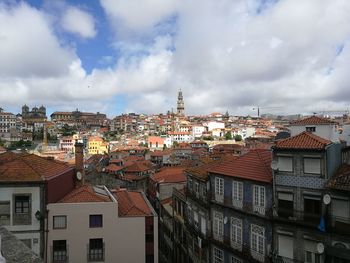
(1, 0, 350, 116)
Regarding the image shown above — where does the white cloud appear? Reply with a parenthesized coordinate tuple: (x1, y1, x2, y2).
(2, 0, 350, 117)
(61, 7, 96, 38)
(0, 2, 74, 77)
(100, 0, 178, 37)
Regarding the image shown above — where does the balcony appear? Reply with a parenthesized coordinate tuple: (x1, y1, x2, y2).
(185, 188, 209, 207)
(51, 246, 69, 263)
(87, 243, 105, 262)
(274, 208, 322, 227)
(327, 215, 350, 235)
(211, 234, 271, 263)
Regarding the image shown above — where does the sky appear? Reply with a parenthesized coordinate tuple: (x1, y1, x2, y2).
(1, 0, 350, 118)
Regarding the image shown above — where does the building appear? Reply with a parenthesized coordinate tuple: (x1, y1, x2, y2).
(51, 110, 107, 127)
(177, 90, 185, 116)
(208, 149, 273, 263)
(288, 116, 339, 142)
(21, 105, 47, 124)
(272, 131, 343, 262)
(88, 136, 109, 155)
(0, 151, 75, 257)
(47, 185, 158, 263)
(0, 108, 17, 140)
(148, 136, 166, 150)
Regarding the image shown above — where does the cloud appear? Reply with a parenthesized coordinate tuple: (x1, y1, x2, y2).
(61, 6, 96, 38)
(0, 2, 75, 78)
(2, 0, 350, 117)
(100, 0, 178, 37)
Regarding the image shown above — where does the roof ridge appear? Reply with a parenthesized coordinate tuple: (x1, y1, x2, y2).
(16, 154, 43, 180)
(255, 149, 271, 177)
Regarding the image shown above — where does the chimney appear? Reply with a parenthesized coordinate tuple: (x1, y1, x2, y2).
(74, 140, 85, 187)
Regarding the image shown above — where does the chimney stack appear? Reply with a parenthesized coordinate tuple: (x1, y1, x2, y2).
(74, 140, 85, 187)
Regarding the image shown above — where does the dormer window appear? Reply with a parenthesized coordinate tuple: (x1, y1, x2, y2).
(306, 126, 316, 132)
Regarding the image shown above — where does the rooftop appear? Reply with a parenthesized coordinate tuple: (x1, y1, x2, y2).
(59, 185, 112, 203)
(114, 189, 153, 217)
(289, 115, 338, 126)
(209, 149, 272, 183)
(273, 131, 332, 150)
(326, 165, 350, 192)
(0, 152, 73, 182)
(151, 167, 186, 184)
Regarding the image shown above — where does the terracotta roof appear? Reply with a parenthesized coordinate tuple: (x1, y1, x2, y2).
(115, 189, 152, 216)
(326, 165, 350, 191)
(0, 152, 73, 182)
(289, 116, 338, 126)
(59, 185, 111, 203)
(185, 160, 224, 181)
(274, 131, 332, 150)
(151, 167, 186, 184)
(124, 161, 151, 173)
(105, 164, 124, 173)
(209, 149, 272, 183)
(150, 150, 172, 157)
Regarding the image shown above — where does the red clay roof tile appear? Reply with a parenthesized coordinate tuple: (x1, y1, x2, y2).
(289, 116, 338, 126)
(115, 189, 152, 216)
(150, 167, 186, 183)
(209, 149, 272, 183)
(274, 131, 332, 150)
(59, 185, 111, 203)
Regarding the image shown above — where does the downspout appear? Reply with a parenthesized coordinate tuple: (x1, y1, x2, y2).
(45, 209, 49, 263)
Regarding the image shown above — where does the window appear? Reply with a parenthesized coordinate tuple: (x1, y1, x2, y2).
(306, 126, 316, 132)
(213, 247, 224, 263)
(332, 199, 350, 223)
(304, 240, 322, 263)
(303, 158, 321, 174)
(230, 217, 242, 250)
(194, 211, 199, 228)
(231, 256, 242, 263)
(0, 201, 10, 225)
(213, 211, 223, 240)
(52, 240, 67, 262)
(53, 216, 67, 229)
(15, 195, 30, 214)
(88, 238, 104, 261)
(89, 214, 103, 228)
(251, 225, 265, 259)
(278, 157, 293, 172)
(253, 185, 265, 215)
(194, 182, 199, 196)
(304, 196, 321, 223)
(188, 178, 193, 190)
(277, 192, 294, 218)
(232, 181, 243, 208)
(215, 177, 224, 195)
(278, 234, 293, 259)
(201, 217, 206, 235)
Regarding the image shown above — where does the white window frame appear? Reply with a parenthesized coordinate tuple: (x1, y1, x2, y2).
(194, 211, 199, 229)
(251, 224, 265, 261)
(278, 156, 293, 172)
(253, 185, 265, 215)
(213, 211, 223, 241)
(53, 215, 67, 229)
(232, 181, 243, 208)
(214, 177, 224, 203)
(303, 158, 321, 175)
(213, 247, 224, 263)
(230, 217, 242, 251)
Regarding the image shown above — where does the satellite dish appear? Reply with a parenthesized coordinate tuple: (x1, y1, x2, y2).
(323, 194, 331, 205)
(317, 243, 325, 254)
(271, 160, 278, 170)
(76, 171, 82, 181)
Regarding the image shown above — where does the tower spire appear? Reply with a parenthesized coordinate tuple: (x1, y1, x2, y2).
(177, 89, 185, 116)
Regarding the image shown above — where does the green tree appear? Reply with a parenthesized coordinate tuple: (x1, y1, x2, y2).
(234, 134, 242, 141)
(225, 132, 232, 140)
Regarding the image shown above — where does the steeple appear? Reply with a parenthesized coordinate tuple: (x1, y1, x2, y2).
(177, 89, 185, 116)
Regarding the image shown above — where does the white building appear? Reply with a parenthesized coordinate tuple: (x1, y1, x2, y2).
(206, 121, 225, 132)
(47, 185, 158, 263)
(289, 116, 339, 142)
(192, 125, 206, 138)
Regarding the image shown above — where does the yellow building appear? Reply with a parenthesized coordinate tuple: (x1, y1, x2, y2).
(88, 136, 109, 155)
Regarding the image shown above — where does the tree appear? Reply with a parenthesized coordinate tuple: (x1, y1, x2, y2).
(225, 132, 232, 140)
(234, 134, 242, 141)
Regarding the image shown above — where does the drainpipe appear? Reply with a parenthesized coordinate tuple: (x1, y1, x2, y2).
(0, 235, 6, 263)
(45, 209, 49, 263)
